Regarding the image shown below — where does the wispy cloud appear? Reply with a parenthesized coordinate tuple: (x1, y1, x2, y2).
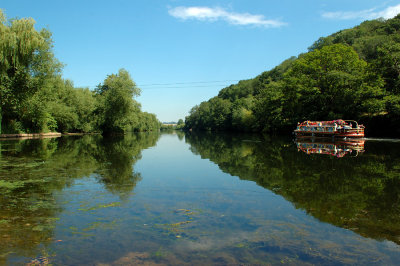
(322, 4, 400, 20)
(168, 6, 286, 28)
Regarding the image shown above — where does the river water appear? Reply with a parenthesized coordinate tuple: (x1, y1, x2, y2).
(1, 132, 400, 265)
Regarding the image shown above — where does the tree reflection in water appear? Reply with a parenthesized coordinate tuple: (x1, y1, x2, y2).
(185, 132, 400, 245)
(0, 133, 160, 264)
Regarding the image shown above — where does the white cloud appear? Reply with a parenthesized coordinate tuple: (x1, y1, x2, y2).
(168, 6, 286, 28)
(322, 4, 400, 20)
(379, 3, 400, 19)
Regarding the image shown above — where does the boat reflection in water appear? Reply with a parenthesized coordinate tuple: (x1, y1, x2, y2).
(295, 137, 365, 158)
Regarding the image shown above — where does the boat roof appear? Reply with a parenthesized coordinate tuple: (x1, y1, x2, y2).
(298, 119, 357, 125)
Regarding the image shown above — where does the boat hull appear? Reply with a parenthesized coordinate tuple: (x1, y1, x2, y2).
(294, 120, 365, 138)
(294, 130, 364, 138)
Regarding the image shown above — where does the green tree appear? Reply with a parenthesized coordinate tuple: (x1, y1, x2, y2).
(231, 97, 256, 131)
(44, 77, 97, 133)
(0, 10, 62, 133)
(281, 44, 385, 123)
(95, 69, 141, 134)
(133, 112, 160, 131)
(253, 81, 285, 131)
(176, 118, 185, 130)
(373, 41, 400, 95)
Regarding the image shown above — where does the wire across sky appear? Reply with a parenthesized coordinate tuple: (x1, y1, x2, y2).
(83, 79, 241, 90)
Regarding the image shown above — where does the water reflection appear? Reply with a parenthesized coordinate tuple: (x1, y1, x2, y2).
(185, 132, 400, 245)
(2, 132, 400, 265)
(295, 137, 365, 157)
(0, 133, 159, 264)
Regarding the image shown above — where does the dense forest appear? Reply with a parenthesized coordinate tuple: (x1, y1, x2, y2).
(0, 10, 160, 135)
(185, 15, 400, 136)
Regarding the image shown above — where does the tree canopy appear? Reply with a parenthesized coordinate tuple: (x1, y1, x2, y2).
(185, 15, 400, 136)
(0, 10, 160, 134)
(0, 9, 62, 133)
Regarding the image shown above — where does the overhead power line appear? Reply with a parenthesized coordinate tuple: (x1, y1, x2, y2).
(140, 85, 232, 90)
(137, 79, 241, 90)
(138, 80, 240, 87)
(79, 79, 241, 90)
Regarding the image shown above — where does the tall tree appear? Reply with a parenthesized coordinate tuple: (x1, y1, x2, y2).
(281, 44, 385, 123)
(95, 69, 141, 134)
(0, 9, 62, 133)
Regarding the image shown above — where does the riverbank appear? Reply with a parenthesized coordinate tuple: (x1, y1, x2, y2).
(0, 132, 103, 141)
(0, 132, 62, 140)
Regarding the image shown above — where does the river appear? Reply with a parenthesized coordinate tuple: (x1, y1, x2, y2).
(1, 132, 400, 265)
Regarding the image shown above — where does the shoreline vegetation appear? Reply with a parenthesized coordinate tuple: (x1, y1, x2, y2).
(184, 15, 400, 137)
(2, 9, 399, 137)
(0, 132, 102, 140)
(0, 132, 62, 140)
(0, 10, 160, 136)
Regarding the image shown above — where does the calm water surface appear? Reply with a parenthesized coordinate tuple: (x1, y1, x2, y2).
(1, 132, 400, 265)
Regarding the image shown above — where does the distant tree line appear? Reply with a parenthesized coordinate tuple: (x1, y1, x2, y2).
(0, 10, 160, 135)
(185, 15, 400, 136)
(160, 119, 185, 130)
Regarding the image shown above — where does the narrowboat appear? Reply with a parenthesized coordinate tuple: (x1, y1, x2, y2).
(294, 120, 365, 138)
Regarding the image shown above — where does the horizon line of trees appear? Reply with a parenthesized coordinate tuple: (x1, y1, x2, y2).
(0, 9, 160, 135)
(160, 119, 185, 130)
(185, 15, 400, 136)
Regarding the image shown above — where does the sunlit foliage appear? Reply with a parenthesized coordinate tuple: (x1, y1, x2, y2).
(0, 10, 160, 134)
(185, 15, 400, 136)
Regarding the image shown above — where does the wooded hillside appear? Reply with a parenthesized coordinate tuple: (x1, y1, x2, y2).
(185, 15, 400, 136)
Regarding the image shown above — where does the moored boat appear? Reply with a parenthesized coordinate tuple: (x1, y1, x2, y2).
(294, 119, 364, 138)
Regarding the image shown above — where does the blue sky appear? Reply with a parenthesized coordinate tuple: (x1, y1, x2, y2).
(2, 0, 400, 122)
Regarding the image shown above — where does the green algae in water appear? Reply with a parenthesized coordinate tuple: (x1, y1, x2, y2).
(77, 202, 121, 212)
(0, 180, 26, 190)
(82, 219, 119, 232)
(2, 133, 400, 265)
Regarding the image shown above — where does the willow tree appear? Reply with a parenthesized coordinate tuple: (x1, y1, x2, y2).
(0, 9, 61, 133)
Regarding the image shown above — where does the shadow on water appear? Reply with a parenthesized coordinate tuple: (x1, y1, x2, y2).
(185, 131, 400, 245)
(0, 132, 160, 264)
